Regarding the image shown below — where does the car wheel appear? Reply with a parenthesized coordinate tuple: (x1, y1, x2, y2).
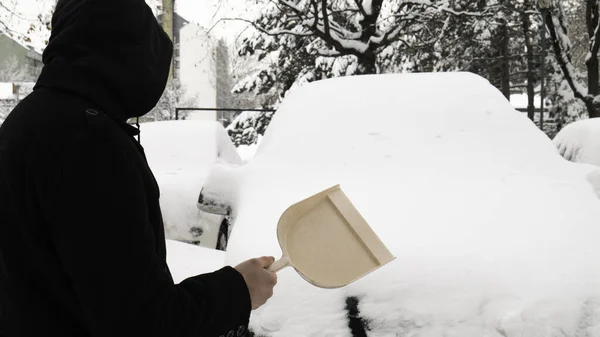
(216, 218, 230, 251)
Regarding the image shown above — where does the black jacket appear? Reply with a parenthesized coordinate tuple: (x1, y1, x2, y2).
(0, 1, 251, 336)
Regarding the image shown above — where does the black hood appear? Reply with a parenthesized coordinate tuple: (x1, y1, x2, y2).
(34, 0, 173, 120)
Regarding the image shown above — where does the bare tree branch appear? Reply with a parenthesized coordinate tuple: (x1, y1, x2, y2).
(211, 18, 313, 37)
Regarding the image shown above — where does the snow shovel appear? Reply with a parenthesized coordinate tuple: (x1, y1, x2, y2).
(267, 185, 395, 288)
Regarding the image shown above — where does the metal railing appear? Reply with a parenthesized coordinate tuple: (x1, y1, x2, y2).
(174, 107, 276, 122)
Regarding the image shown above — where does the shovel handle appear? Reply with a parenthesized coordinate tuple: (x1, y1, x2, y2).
(267, 255, 290, 272)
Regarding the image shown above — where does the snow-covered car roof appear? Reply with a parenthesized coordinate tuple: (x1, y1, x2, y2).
(141, 120, 241, 172)
(222, 72, 600, 336)
(554, 118, 600, 167)
(141, 120, 241, 242)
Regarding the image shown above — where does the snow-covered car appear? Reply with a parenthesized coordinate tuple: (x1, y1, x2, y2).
(201, 72, 600, 336)
(553, 118, 600, 167)
(140, 120, 242, 249)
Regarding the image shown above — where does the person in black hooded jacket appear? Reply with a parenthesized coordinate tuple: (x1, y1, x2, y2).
(0, 0, 277, 336)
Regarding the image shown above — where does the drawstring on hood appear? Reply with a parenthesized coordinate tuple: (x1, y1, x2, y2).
(34, 0, 173, 124)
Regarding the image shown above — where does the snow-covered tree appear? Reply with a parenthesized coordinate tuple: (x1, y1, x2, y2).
(0, 0, 17, 34)
(241, 0, 496, 88)
(226, 110, 274, 146)
(539, 0, 600, 118)
(145, 77, 198, 121)
(0, 55, 30, 82)
(561, 1, 587, 72)
(231, 0, 496, 141)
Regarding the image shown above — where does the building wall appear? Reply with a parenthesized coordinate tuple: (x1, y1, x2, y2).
(0, 34, 43, 81)
(158, 12, 189, 81)
(0, 35, 27, 69)
(179, 24, 216, 113)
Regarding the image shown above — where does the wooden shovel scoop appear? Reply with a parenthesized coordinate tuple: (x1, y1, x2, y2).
(267, 185, 395, 288)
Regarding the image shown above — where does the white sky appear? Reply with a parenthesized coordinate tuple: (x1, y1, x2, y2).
(175, 0, 255, 44)
(1, 0, 53, 51)
(7, 0, 256, 48)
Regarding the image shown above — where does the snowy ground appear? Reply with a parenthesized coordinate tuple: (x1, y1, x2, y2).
(165, 239, 225, 283)
(554, 118, 600, 167)
(213, 73, 600, 336)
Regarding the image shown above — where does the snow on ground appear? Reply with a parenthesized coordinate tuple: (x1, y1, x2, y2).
(554, 118, 600, 167)
(165, 239, 225, 283)
(221, 73, 600, 336)
(0, 83, 14, 100)
(140, 120, 241, 246)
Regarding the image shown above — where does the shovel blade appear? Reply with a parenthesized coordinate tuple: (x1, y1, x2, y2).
(277, 185, 395, 288)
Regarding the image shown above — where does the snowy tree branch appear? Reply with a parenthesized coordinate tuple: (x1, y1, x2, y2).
(0, 0, 25, 19)
(587, 1, 600, 66)
(353, 0, 367, 17)
(540, 6, 588, 102)
(402, 0, 494, 18)
(321, 0, 330, 37)
(216, 18, 313, 37)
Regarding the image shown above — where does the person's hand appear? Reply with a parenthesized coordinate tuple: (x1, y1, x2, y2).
(235, 256, 278, 310)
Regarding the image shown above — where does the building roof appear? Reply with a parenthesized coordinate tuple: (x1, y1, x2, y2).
(0, 33, 44, 56)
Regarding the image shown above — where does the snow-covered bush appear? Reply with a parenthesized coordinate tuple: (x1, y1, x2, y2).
(145, 78, 197, 122)
(226, 110, 274, 146)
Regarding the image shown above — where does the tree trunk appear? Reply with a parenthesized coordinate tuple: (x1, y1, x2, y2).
(586, 0, 600, 99)
(499, 20, 511, 99)
(522, 8, 535, 121)
(360, 50, 378, 75)
(586, 98, 600, 118)
(358, 0, 383, 75)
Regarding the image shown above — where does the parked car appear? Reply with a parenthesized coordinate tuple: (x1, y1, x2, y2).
(140, 120, 242, 249)
(196, 160, 243, 250)
(197, 72, 600, 336)
(554, 117, 600, 167)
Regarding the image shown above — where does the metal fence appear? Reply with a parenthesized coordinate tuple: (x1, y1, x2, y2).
(174, 107, 276, 127)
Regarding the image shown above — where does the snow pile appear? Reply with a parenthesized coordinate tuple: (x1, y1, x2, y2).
(222, 73, 600, 336)
(236, 135, 263, 163)
(554, 118, 600, 167)
(509, 92, 549, 110)
(0, 83, 14, 100)
(141, 120, 241, 245)
(236, 143, 259, 163)
(165, 239, 225, 283)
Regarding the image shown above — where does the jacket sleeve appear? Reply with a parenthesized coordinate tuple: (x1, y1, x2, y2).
(32, 124, 251, 337)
